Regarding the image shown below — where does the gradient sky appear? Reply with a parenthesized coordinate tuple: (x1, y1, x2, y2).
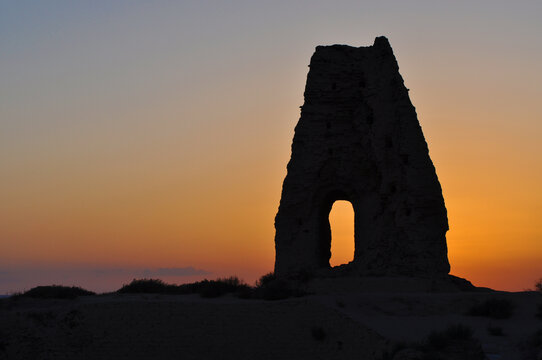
(1, 1, 541, 293)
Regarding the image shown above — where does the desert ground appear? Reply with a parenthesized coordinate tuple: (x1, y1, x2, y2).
(1, 277, 541, 360)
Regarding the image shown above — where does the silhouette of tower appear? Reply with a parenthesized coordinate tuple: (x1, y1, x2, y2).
(274, 37, 450, 277)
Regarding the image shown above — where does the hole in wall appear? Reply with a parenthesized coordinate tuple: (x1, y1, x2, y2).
(329, 200, 355, 267)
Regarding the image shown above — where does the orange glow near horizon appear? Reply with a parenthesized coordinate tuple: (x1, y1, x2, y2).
(1, 2, 541, 294)
(329, 201, 355, 267)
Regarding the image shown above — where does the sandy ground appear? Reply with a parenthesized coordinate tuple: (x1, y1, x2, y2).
(1, 277, 541, 360)
(314, 291, 541, 359)
(0, 294, 386, 360)
(303, 276, 542, 359)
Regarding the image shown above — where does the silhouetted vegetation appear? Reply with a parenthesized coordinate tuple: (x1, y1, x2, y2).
(13, 285, 95, 299)
(487, 325, 504, 336)
(115, 274, 306, 300)
(378, 342, 407, 360)
(117, 279, 177, 294)
(4, 274, 306, 302)
(252, 273, 306, 300)
(197, 277, 251, 298)
(117, 277, 251, 298)
(426, 324, 473, 350)
(378, 324, 484, 360)
(526, 329, 542, 359)
(467, 298, 514, 319)
(255, 272, 275, 287)
(532, 329, 542, 348)
(536, 278, 542, 293)
(311, 326, 326, 341)
(419, 324, 485, 359)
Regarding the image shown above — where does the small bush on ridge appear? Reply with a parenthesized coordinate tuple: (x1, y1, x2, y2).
(117, 279, 176, 294)
(117, 276, 251, 298)
(311, 326, 326, 341)
(427, 324, 473, 350)
(14, 285, 95, 299)
(253, 273, 306, 300)
(115, 273, 306, 300)
(487, 326, 504, 336)
(255, 272, 275, 287)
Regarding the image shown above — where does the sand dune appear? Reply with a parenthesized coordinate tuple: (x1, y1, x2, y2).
(1, 279, 541, 360)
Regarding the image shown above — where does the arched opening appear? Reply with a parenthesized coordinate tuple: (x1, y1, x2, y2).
(328, 200, 355, 267)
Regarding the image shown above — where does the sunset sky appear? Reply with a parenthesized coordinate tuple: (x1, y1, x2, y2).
(1, 1, 541, 293)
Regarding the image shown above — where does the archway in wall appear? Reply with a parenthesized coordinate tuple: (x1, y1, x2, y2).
(328, 200, 355, 267)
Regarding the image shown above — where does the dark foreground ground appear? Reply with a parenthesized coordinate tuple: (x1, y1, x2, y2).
(1, 277, 541, 360)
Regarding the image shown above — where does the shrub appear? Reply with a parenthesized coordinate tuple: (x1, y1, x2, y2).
(467, 298, 514, 319)
(117, 279, 176, 294)
(311, 326, 326, 341)
(197, 277, 251, 298)
(253, 277, 306, 300)
(117, 276, 251, 298)
(115, 275, 306, 300)
(427, 324, 473, 350)
(536, 279, 542, 293)
(14, 285, 95, 299)
(255, 272, 275, 287)
(532, 329, 542, 348)
(487, 326, 504, 336)
(445, 324, 474, 340)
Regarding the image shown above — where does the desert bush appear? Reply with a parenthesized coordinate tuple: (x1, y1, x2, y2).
(252, 273, 306, 300)
(378, 342, 409, 360)
(255, 272, 275, 287)
(197, 277, 251, 298)
(311, 326, 326, 341)
(118, 277, 252, 298)
(467, 298, 514, 319)
(253, 277, 306, 300)
(378, 325, 483, 360)
(116, 275, 306, 300)
(14, 285, 95, 299)
(427, 324, 473, 350)
(117, 279, 176, 294)
(379, 325, 482, 360)
(532, 329, 542, 348)
(536, 279, 542, 293)
(487, 326, 504, 336)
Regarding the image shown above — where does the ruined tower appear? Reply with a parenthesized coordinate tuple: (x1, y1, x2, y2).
(274, 37, 450, 278)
